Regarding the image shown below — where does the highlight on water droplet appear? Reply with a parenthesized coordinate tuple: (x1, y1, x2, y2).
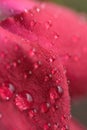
(14, 91, 33, 111)
(40, 102, 50, 113)
(0, 83, 15, 101)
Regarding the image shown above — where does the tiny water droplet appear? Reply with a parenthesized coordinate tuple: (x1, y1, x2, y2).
(28, 109, 37, 118)
(61, 125, 69, 130)
(45, 20, 52, 29)
(29, 70, 32, 75)
(30, 20, 36, 29)
(54, 33, 59, 39)
(29, 48, 36, 57)
(0, 83, 15, 100)
(40, 102, 50, 113)
(36, 7, 40, 13)
(44, 76, 49, 82)
(14, 91, 33, 111)
(17, 59, 21, 64)
(24, 9, 28, 13)
(44, 123, 51, 130)
(54, 123, 59, 129)
(34, 63, 39, 69)
(49, 57, 55, 63)
(49, 86, 63, 101)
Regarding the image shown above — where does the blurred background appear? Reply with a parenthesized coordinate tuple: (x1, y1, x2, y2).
(53, 0, 87, 127)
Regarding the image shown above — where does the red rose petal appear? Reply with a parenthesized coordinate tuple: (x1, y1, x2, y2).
(70, 119, 87, 130)
(0, 3, 87, 98)
(0, 27, 70, 129)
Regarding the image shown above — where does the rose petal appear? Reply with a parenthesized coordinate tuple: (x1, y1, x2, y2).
(0, 0, 38, 19)
(1, 3, 87, 98)
(0, 26, 70, 129)
(70, 119, 87, 130)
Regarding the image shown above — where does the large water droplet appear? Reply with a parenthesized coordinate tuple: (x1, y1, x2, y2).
(14, 91, 33, 111)
(40, 102, 50, 113)
(44, 123, 51, 130)
(49, 86, 63, 102)
(0, 83, 15, 100)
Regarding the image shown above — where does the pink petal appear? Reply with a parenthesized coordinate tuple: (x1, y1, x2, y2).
(0, 26, 70, 129)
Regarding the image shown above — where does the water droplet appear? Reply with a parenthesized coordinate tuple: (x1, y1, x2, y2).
(44, 123, 51, 130)
(54, 123, 59, 129)
(54, 33, 59, 39)
(49, 57, 55, 63)
(0, 83, 15, 100)
(28, 70, 32, 75)
(52, 105, 59, 112)
(61, 125, 69, 130)
(36, 7, 40, 13)
(40, 102, 50, 113)
(30, 20, 36, 28)
(29, 48, 36, 57)
(44, 76, 49, 82)
(14, 91, 33, 111)
(17, 59, 21, 64)
(45, 20, 52, 29)
(49, 86, 63, 101)
(34, 63, 39, 69)
(24, 9, 28, 13)
(13, 62, 17, 67)
(28, 109, 37, 118)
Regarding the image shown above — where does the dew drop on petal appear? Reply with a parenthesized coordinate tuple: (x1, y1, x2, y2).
(14, 91, 33, 111)
(34, 63, 39, 69)
(54, 33, 59, 39)
(49, 86, 63, 101)
(28, 109, 37, 118)
(54, 123, 59, 130)
(61, 125, 69, 130)
(13, 62, 17, 67)
(36, 7, 40, 13)
(40, 102, 50, 113)
(45, 20, 52, 29)
(44, 123, 51, 130)
(0, 83, 15, 100)
(29, 48, 36, 57)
